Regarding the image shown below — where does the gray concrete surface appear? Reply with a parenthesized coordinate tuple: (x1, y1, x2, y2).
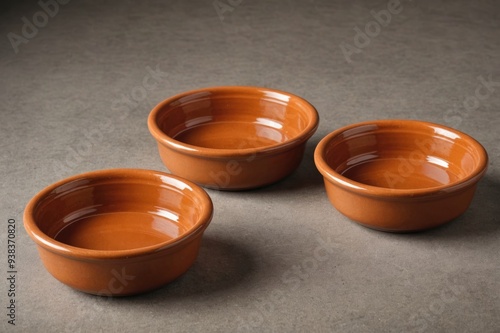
(1, 0, 499, 332)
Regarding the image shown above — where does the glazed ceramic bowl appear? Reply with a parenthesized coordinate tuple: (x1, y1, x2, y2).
(314, 120, 488, 232)
(24, 169, 213, 296)
(148, 86, 319, 190)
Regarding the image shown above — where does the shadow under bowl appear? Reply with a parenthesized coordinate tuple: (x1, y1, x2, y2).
(314, 120, 488, 232)
(148, 86, 319, 190)
(23, 169, 213, 296)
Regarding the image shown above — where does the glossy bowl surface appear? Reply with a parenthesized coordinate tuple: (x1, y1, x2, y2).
(24, 169, 213, 295)
(148, 86, 319, 190)
(314, 120, 488, 232)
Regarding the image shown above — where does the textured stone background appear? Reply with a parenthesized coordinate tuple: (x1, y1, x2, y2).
(1, 0, 499, 332)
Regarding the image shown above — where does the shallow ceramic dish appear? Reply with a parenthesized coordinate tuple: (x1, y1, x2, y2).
(148, 86, 319, 190)
(314, 120, 488, 232)
(24, 169, 213, 296)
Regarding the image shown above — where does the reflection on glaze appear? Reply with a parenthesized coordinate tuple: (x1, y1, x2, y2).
(184, 116, 215, 128)
(345, 152, 379, 167)
(421, 163, 451, 185)
(432, 126, 460, 140)
(152, 208, 179, 222)
(254, 122, 286, 143)
(159, 176, 192, 192)
(342, 125, 379, 139)
(426, 155, 449, 169)
(261, 91, 290, 103)
(53, 178, 91, 195)
(177, 91, 212, 105)
(255, 117, 283, 130)
(62, 206, 100, 224)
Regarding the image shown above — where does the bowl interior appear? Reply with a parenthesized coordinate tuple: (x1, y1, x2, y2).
(322, 122, 485, 190)
(152, 88, 316, 150)
(31, 173, 207, 251)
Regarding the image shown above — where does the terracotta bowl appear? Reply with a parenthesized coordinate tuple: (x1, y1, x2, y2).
(148, 86, 319, 190)
(314, 120, 488, 232)
(24, 169, 213, 296)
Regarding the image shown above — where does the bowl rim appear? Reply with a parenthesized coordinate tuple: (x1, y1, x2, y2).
(23, 168, 213, 260)
(314, 119, 489, 198)
(147, 86, 319, 158)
